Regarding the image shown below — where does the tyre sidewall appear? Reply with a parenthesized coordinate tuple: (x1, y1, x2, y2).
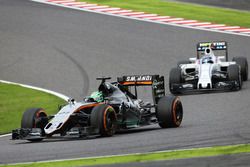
(228, 64, 241, 90)
(233, 57, 248, 81)
(169, 68, 182, 94)
(157, 95, 183, 128)
(91, 104, 116, 136)
(21, 108, 47, 129)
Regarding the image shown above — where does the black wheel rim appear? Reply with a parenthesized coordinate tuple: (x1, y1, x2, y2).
(106, 112, 113, 129)
(105, 109, 116, 130)
(175, 101, 183, 125)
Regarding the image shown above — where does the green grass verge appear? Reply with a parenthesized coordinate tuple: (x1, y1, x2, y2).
(78, 0, 250, 28)
(0, 82, 65, 134)
(2, 144, 250, 167)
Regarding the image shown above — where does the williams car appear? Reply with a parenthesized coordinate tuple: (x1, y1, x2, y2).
(169, 41, 248, 94)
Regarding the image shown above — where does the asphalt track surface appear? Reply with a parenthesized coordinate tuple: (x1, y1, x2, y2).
(0, 0, 250, 164)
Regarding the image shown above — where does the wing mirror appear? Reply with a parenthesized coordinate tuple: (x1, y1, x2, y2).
(189, 57, 197, 63)
(217, 56, 225, 61)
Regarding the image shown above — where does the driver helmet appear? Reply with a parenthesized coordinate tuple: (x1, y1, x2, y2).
(90, 91, 104, 102)
(202, 56, 213, 64)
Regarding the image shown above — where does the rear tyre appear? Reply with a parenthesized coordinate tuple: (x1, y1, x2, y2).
(232, 57, 248, 81)
(169, 67, 182, 94)
(228, 64, 241, 90)
(156, 95, 183, 128)
(21, 108, 48, 141)
(91, 104, 117, 137)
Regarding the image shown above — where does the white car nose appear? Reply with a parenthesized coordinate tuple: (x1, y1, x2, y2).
(197, 64, 212, 89)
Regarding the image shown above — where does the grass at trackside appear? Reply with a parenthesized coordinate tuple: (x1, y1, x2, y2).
(2, 144, 250, 167)
(0, 83, 65, 134)
(78, 0, 250, 28)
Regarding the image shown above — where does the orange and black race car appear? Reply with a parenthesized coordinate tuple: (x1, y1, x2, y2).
(12, 75, 183, 142)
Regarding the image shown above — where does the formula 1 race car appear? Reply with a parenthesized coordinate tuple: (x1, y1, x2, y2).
(169, 41, 248, 94)
(12, 75, 183, 142)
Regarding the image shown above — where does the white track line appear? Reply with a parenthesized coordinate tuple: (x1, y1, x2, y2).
(31, 0, 250, 37)
(0, 80, 69, 101)
(4, 143, 248, 165)
(0, 134, 11, 138)
(228, 28, 250, 32)
(242, 31, 250, 34)
(0, 80, 69, 138)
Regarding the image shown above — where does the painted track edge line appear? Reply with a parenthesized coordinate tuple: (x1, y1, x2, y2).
(3, 143, 249, 166)
(0, 80, 70, 138)
(0, 80, 69, 101)
(0, 134, 11, 138)
(31, 0, 250, 37)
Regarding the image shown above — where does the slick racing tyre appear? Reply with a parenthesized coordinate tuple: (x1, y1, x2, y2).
(21, 108, 48, 141)
(91, 104, 117, 137)
(157, 95, 183, 128)
(169, 67, 182, 94)
(228, 64, 241, 90)
(232, 57, 248, 81)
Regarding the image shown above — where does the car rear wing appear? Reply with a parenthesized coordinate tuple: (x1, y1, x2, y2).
(117, 75, 165, 104)
(196, 41, 228, 61)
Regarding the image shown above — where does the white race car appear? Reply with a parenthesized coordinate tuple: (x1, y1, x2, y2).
(169, 41, 248, 94)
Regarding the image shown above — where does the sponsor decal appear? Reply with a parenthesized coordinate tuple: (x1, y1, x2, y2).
(152, 80, 164, 89)
(153, 80, 164, 86)
(198, 41, 226, 50)
(199, 42, 212, 47)
(125, 75, 152, 82)
(213, 42, 226, 46)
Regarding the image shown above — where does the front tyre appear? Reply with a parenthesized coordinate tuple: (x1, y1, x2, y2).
(228, 64, 241, 90)
(156, 95, 183, 128)
(169, 67, 182, 94)
(232, 57, 248, 81)
(21, 108, 48, 142)
(91, 104, 117, 137)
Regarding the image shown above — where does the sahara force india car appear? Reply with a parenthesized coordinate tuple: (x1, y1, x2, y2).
(169, 41, 248, 94)
(12, 75, 183, 142)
